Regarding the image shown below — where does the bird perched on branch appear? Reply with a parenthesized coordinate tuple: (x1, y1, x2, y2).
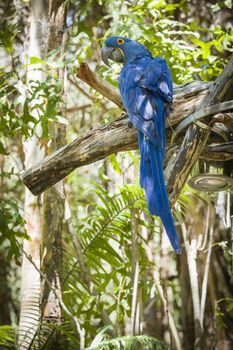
(101, 36, 181, 254)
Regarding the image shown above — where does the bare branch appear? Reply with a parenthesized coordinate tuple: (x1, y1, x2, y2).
(173, 100, 233, 142)
(76, 62, 124, 109)
(21, 117, 137, 195)
(21, 80, 210, 195)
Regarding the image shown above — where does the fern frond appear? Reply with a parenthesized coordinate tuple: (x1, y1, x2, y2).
(63, 184, 148, 286)
(86, 334, 172, 350)
(0, 325, 15, 349)
(81, 184, 146, 253)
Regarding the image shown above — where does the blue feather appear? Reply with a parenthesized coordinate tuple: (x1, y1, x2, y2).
(138, 132, 181, 253)
(103, 37, 181, 254)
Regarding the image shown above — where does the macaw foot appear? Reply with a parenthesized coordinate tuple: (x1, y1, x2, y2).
(120, 113, 132, 127)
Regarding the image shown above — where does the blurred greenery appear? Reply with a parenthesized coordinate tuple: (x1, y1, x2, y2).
(71, 0, 233, 84)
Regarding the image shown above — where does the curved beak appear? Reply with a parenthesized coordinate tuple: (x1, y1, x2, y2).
(101, 45, 124, 67)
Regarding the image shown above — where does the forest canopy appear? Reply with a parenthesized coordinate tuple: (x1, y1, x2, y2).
(0, 0, 233, 349)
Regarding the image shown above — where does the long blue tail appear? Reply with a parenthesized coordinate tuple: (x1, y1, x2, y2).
(138, 131, 181, 254)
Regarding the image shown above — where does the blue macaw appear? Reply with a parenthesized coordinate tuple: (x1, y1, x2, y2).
(101, 37, 181, 254)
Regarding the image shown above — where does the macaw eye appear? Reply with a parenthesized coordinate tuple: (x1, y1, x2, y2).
(117, 38, 125, 45)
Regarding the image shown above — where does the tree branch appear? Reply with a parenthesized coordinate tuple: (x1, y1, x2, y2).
(173, 100, 233, 142)
(21, 78, 209, 195)
(166, 54, 233, 204)
(21, 59, 233, 198)
(21, 117, 137, 195)
(76, 62, 124, 109)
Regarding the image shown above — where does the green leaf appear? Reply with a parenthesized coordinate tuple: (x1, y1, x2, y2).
(0, 140, 8, 155)
(29, 56, 46, 65)
(226, 301, 233, 312)
(89, 326, 113, 348)
(108, 154, 122, 174)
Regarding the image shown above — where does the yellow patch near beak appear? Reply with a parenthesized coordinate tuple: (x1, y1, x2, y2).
(117, 48, 125, 61)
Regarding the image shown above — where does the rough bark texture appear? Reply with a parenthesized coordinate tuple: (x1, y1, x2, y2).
(40, 1, 67, 347)
(21, 80, 213, 195)
(166, 54, 233, 204)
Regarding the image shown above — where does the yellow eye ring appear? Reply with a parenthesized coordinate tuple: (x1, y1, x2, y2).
(117, 38, 125, 45)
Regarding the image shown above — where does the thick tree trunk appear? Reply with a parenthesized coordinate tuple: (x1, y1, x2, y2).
(18, 0, 47, 348)
(40, 1, 67, 348)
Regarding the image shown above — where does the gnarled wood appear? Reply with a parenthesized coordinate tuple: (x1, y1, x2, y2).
(21, 117, 137, 195)
(21, 80, 210, 195)
(21, 59, 233, 198)
(166, 54, 233, 204)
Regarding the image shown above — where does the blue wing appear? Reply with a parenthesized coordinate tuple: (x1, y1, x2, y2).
(138, 57, 173, 154)
(119, 57, 181, 254)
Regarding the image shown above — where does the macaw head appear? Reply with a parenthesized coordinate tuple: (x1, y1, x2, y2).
(101, 36, 151, 66)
